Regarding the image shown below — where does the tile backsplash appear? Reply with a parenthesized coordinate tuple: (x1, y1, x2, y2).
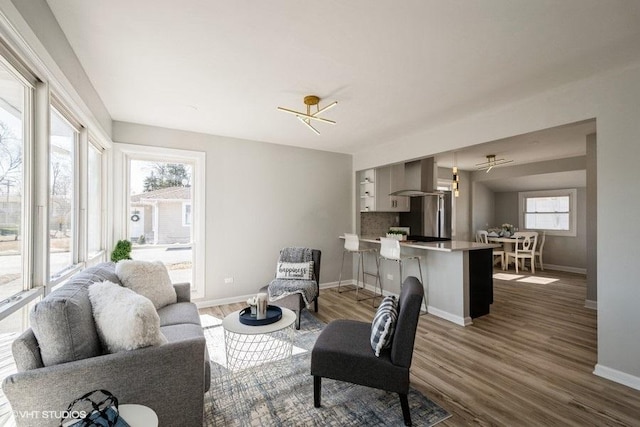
(360, 212, 399, 237)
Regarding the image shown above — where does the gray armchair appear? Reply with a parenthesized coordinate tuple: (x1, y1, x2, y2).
(260, 248, 321, 329)
(310, 276, 424, 426)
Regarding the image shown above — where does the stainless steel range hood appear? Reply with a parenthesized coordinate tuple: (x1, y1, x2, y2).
(389, 157, 441, 197)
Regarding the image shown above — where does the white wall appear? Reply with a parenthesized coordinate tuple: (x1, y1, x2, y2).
(113, 122, 352, 304)
(471, 181, 494, 238)
(353, 62, 640, 389)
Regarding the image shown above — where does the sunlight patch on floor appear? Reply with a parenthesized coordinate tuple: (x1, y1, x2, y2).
(493, 273, 525, 281)
(200, 314, 223, 329)
(517, 276, 559, 285)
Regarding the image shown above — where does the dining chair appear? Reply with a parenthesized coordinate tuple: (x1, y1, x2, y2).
(534, 230, 546, 271)
(378, 237, 427, 313)
(506, 232, 538, 274)
(477, 230, 505, 270)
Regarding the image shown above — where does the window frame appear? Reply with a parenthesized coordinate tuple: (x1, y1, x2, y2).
(48, 103, 82, 285)
(115, 143, 206, 299)
(0, 45, 43, 321)
(86, 140, 106, 261)
(0, 28, 113, 325)
(518, 189, 577, 237)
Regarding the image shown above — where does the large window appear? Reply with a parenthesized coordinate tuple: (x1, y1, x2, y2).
(519, 189, 577, 236)
(49, 108, 78, 280)
(118, 144, 205, 298)
(0, 63, 27, 302)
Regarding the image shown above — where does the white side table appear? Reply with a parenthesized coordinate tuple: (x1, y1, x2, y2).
(119, 404, 158, 427)
(222, 307, 296, 372)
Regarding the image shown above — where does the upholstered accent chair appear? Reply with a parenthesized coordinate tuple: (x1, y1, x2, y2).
(260, 248, 321, 329)
(310, 276, 424, 426)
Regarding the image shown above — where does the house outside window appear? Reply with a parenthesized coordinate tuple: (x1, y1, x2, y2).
(518, 189, 577, 236)
(182, 202, 192, 226)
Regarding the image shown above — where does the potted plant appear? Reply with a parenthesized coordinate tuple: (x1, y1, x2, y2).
(110, 239, 132, 262)
(386, 229, 408, 241)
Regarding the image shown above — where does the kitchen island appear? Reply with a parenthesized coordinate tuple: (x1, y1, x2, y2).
(342, 236, 500, 326)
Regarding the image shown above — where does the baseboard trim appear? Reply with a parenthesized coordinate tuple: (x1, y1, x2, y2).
(427, 305, 471, 326)
(584, 299, 597, 310)
(594, 364, 640, 391)
(543, 264, 587, 275)
(195, 280, 360, 309)
(195, 293, 256, 309)
(322, 279, 398, 298)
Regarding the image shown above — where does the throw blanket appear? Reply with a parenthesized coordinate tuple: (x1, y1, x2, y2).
(268, 247, 317, 307)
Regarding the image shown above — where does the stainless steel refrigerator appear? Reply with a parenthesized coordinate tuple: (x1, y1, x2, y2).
(399, 192, 452, 239)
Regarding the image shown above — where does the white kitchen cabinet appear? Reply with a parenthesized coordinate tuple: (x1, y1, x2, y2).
(359, 165, 409, 213)
(388, 164, 410, 212)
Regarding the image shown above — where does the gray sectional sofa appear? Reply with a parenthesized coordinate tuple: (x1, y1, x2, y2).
(2, 262, 210, 427)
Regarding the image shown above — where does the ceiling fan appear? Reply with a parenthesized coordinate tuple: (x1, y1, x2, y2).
(476, 154, 513, 173)
(277, 95, 337, 135)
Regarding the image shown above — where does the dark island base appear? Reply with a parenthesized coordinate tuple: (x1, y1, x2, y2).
(469, 248, 494, 318)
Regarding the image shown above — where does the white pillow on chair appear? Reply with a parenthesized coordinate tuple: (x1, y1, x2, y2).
(276, 261, 314, 280)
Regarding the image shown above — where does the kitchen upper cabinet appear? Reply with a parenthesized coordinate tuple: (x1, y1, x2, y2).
(359, 165, 409, 212)
(375, 166, 393, 211)
(388, 164, 410, 212)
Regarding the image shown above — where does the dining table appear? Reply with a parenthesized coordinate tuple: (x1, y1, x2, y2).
(487, 235, 521, 252)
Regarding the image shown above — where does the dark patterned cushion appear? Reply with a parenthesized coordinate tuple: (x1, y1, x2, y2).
(370, 296, 398, 357)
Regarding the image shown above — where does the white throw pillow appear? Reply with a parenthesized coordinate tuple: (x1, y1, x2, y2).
(88, 281, 167, 353)
(276, 261, 314, 280)
(115, 260, 177, 310)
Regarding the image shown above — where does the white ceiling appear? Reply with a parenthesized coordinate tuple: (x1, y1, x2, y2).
(482, 170, 587, 193)
(45, 0, 640, 160)
(433, 119, 595, 170)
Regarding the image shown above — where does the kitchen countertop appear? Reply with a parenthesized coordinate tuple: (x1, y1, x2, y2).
(346, 236, 500, 252)
(339, 235, 499, 326)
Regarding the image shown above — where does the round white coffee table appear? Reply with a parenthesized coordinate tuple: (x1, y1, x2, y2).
(222, 307, 296, 372)
(119, 404, 158, 427)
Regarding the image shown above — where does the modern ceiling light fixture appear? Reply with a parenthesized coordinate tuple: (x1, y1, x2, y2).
(476, 154, 513, 173)
(277, 95, 337, 135)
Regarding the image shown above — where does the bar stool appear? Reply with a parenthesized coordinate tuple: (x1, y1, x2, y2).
(338, 233, 382, 305)
(378, 237, 428, 313)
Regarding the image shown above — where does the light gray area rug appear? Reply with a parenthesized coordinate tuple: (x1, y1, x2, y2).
(203, 311, 451, 426)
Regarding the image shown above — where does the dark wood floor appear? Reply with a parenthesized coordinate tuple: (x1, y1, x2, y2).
(201, 270, 640, 426)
